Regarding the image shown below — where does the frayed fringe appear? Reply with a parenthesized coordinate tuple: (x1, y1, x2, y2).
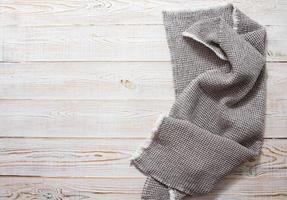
(169, 189, 176, 200)
(163, 2, 230, 12)
(151, 114, 166, 133)
(130, 114, 167, 161)
(182, 31, 227, 61)
(232, 7, 239, 30)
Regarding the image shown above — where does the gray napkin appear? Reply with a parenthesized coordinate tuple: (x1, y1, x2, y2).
(131, 4, 266, 199)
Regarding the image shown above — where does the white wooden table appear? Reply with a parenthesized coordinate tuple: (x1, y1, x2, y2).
(0, 0, 286, 199)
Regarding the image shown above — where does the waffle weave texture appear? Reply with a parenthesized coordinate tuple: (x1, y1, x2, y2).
(131, 4, 266, 199)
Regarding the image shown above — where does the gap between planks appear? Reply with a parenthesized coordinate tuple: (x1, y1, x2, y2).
(2, 25, 286, 62)
(0, 62, 286, 138)
(0, 138, 286, 199)
(0, 175, 284, 200)
(0, 138, 285, 177)
(0, 0, 285, 26)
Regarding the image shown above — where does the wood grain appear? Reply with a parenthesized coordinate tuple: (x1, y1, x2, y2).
(0, 175, 286, 200)
(0, 0, 285, 26)
(0, 99, 286, 138)
(0, 0, 286, 199)
(0, 177, 144, 200)
(0, 62, 174, 100)
(0, 62, 285, 100)
(0, 138, 286, 178)
(0, 62, 286, 138)
(2, 25, 286, 62)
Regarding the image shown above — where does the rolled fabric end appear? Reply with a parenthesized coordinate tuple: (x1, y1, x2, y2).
(130, 114, 168, 162)
(131, 116, 257, 195)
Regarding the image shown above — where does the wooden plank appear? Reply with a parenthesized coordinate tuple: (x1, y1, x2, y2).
(2, 25, 286, 62)
(0, 62, 285, 100)
(0, 62, 286, 138)
(0, 1, 285, 199)
(0, 61, 174, 100)
(0, 99, 168, 138)
(0, 0, 285, 26)
(0, 138, 285, 178)
(0, 177, 143, 200)
(0, 99, 286, 138)
(0, 175, 286, 200)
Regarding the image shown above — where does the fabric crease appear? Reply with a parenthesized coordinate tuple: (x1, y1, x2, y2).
(130, 3, 266, 199)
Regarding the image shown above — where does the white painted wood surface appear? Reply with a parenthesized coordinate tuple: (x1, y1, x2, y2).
(0, 0, 286, 199)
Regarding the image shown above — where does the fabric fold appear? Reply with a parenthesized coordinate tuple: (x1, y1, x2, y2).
(182, 21, 228, 61)
(131, 3, 266, 199)
(131, 116, 258, 195)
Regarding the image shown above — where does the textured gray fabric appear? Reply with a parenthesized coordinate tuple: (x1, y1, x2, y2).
(131, 4, 266, 199)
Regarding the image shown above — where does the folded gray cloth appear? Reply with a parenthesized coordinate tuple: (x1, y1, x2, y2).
(131, 4, 266, 199)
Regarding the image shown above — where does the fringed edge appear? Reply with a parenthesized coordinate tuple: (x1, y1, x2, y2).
(130, 114, 167, 162)
(182, 31, 227, 61)
(232, 7, 239, 30)
(163, 2, 230, 13)
(169, 189, 176, 200)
